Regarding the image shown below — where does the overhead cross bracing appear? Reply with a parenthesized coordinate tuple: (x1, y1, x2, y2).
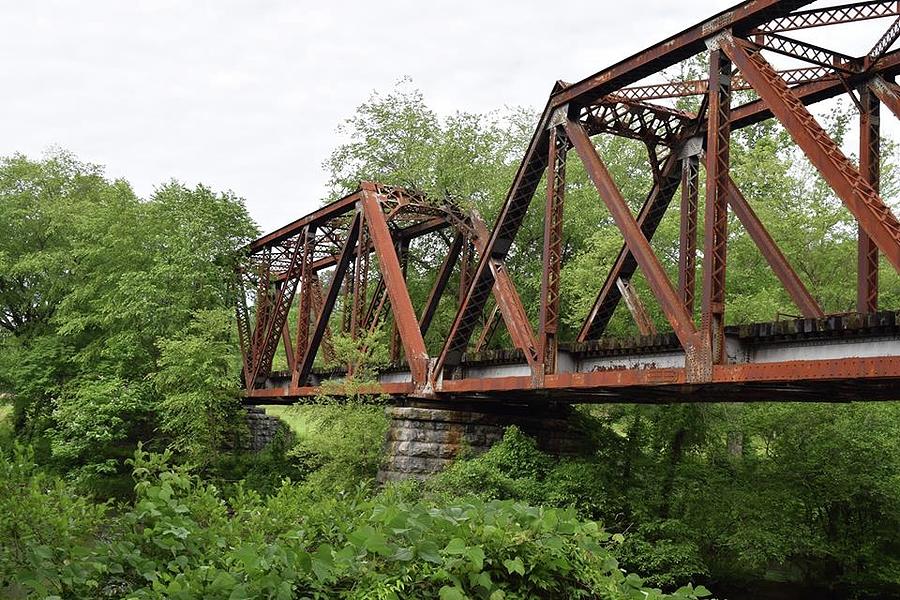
(237, 0, 900, 405)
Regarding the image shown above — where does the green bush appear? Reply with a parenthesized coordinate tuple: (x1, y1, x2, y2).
(0, 444, 714, 600)
(0, 445, 108, 598)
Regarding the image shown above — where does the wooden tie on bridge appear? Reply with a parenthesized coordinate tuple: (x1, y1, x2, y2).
(237, 0, 900, 404)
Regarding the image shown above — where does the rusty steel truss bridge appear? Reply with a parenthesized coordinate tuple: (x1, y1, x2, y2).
(237, 0, 900, 405)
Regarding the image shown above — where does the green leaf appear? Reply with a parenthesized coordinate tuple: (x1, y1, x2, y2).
(503, 557, 525, 576)
(443, 537, 467, 555)
(417, 540, 442, 564)
(466, 546, 485, 571)
(439, 585, 467, 600)
(210, 570, 237, 591)
(311, 544, 334, 582)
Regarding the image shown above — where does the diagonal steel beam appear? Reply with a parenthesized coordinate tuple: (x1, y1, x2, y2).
(552, 0, 813, 108)
(309, 273, 335, 365)
(617, 277, 657, 336)
(577, 150, 682, 342)
(474, 303, 501, 353)
(731, 48, 900, 130)
(361, 184, 429, 384)
(293, 214, 360, 387)
(722, 33, 900, 272)
(578, 99, 708, 343)
(566, 120, 703, 365)
(419, 232, 464, 336)
(869, 15, 900, 63)
(468, 213, 541, 375)
(868, 74, 900, 117)
(435, 116, 551, 375)
(281, 319, 295, 370)
(724, 177, 824, 318)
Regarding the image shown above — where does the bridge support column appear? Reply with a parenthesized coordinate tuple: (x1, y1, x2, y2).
(241, 406, 290, 451)
(377, 401, 588, 483)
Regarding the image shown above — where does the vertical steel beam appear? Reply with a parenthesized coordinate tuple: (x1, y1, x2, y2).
(721, 34, 900, 271)
(539, 125, 567, 373)
(419, 232, 464, 336)
(678, 155, 700, 315)
(724, 178, 824, 318)
(858, 85, 880, 313)
(295, 214, 360, 387)
(360, 185, 429, 384)
(701, 43, 732, 367)
(234, 270, 253, 384)
(566, 120, 702, 361)
(351, 210, 369, 339)
(249, 250, 272, 376)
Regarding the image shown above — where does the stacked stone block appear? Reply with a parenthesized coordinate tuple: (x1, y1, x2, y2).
(243, 405, 288, 451)
(377, 402, 587, 483)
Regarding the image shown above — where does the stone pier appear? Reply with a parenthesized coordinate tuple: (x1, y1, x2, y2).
(377, 401, 588, 483)
(242, 406, 289, 451)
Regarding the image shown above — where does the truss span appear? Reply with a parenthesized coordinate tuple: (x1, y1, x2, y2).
(238, 0, 900, 404)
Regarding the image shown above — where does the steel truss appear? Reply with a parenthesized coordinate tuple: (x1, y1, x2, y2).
(239, 0, 900, 404)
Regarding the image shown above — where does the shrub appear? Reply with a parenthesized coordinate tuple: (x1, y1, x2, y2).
(1, 444, 715, 600)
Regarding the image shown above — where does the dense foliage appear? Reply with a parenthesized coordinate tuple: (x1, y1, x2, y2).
(0, 151, 257, 492)
(0, 445, 712, 600)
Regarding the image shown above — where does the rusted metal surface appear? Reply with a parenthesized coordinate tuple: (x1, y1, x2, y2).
(721, 34, 900, 271)
(616, 277, 657, 336)
(539, 124, 567, 374)
(755, 1, 900, 33)
(859, 85, 881, 314)
(678, 155, 699, 315)
(724, 177, 824, 318)
(238, 1, 900, 405)
(360, 185, 429, 383)
(566, 120, 703, 362)
(701, 46, 732, 372)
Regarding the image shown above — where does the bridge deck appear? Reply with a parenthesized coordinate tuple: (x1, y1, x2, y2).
(250, 313, 900, 404)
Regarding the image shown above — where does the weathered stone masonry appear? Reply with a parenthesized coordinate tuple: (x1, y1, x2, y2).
(242, 406, 289, 451)
(377, 401, 588, 483)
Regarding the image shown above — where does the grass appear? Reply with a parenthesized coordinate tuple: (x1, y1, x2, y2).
(259, 405, 315, 439)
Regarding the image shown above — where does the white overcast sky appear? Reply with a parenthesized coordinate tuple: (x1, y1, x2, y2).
(1, 1, 896, 232)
